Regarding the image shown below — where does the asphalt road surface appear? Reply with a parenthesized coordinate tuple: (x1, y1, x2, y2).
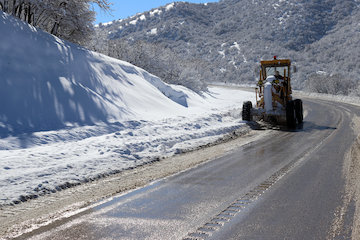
(18, 98, 360, 240)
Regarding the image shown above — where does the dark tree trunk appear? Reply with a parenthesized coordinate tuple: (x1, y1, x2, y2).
(51, 22, 59, 35)
(25, 3, 31, 23)
(12, 0, 16, 15)
(34, 9, 47, 26)
(3, 0, 8, 12)
(15, 2, 21, 18)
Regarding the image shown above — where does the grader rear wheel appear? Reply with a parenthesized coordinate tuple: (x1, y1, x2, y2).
(286, 100, 296, 128)
(242, 101, 253, 121)
(294, 99, 303, 124)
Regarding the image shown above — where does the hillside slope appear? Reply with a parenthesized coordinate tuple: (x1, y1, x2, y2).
(0, 11, 256, 206)
(0, 11, 199, 136)
(90, 0, 360, 91)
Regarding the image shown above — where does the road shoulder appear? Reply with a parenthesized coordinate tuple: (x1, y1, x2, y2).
(0, 126, 271, 239)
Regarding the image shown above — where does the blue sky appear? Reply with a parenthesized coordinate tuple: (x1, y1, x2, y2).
(93, 0, 219, 24)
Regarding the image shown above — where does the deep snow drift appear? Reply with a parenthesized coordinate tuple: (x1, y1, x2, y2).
(0, 11, 255, 205)
(0, 11, 199, 136)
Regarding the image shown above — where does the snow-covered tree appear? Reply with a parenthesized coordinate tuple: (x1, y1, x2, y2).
(0, 0, 111, 44)
(305, 73, 355, 95)
(104, 39, 208, 93)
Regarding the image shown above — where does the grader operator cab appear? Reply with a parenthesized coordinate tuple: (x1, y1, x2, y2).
(242, 56, 303, 128)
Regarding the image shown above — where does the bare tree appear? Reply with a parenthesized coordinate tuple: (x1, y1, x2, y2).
(0, 0, 112, 44)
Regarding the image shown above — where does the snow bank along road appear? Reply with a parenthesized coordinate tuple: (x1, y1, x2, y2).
(0, 86, 255, 206)
(4, 97, 360, 239)
(0, 10, 255, 208)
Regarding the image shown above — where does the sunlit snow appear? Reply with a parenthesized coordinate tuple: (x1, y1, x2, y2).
(0, 11, 255, 205)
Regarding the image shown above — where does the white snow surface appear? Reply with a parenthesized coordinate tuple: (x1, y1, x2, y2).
(0, 12, 255, 205)
(149, 28, 158, 35)
(165, 3, 175, 11)
(149, 9, 162, 17)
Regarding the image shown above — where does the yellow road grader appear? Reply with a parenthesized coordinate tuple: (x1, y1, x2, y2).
(242, 57, 303, 128)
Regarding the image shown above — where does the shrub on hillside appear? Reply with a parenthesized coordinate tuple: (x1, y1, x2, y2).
(305, 73, 355, 95)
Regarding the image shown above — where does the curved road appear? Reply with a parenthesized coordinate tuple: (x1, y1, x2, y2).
(19, 98, 360, 240)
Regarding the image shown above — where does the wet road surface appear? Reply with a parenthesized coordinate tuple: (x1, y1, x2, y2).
(18, 99, 360, 239)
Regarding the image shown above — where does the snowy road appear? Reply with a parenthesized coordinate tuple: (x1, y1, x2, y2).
(8, 98, 360, 239)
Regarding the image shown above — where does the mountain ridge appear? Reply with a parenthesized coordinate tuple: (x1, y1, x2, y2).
(90, 0, 360, 93)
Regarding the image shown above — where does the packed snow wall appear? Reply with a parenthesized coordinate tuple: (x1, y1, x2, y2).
(0, 11, 190, 136)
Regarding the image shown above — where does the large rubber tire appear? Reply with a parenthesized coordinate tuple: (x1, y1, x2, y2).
(294, 99, 303, 124)
(242, 101, 253, 121)
(286, 100, 296, 128)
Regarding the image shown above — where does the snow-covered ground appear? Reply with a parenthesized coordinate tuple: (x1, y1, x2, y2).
(0, 12, 255, 205)
(0, 86, 254, 206)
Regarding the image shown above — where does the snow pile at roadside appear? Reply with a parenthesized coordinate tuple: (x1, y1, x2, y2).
(0, 87, 254, 205)
(0, 12, 255, 205)
(0, 11, 197, 136)
(295, 91, 360, 107)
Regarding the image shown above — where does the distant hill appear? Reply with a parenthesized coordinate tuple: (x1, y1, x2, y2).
(89, 0, 360, 94)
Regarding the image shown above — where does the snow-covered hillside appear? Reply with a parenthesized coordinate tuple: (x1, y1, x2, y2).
(0, 11, 255, 205)
(91, 0, 360, 92)
(0, 11, 204, 136)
